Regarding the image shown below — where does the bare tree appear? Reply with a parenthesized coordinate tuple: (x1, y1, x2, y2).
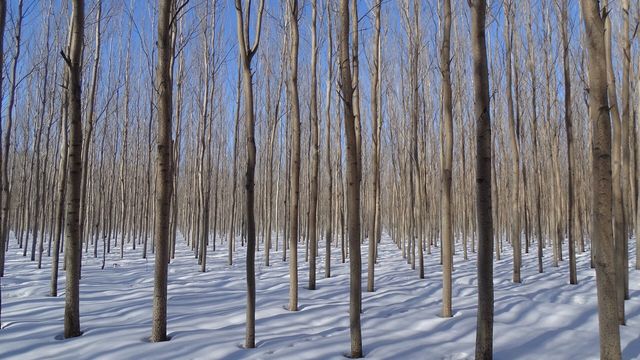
(234, 0, 265, 348)
(557, 0, 577, 285)
(368, 0, 382, 293)
(580, 0, 622, 357)
(338, 0, 362, 356)
(503, 0, 521, 284)
(619, 0, 631, 301)
(79, 0, 102, 262)
(0, 0, 8, 277)
(470, 0, 494, 357)
(1, 0, 24, 277)
(62, 0, 85, 339)
(287, 0, 301, 312)
(150, 0, 176, 343)
(308, 0, 319, 291)
(324, 0, 334, 279)
(526, 0, 543, 274)
(441, 0, 453, 317)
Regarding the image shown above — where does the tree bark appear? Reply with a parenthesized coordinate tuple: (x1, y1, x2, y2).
(526, 0, 543, 274)
(580, 0, 622, 357)
(503, 0, 521, 284)
(603, 0, 626, 326)
(287, 0, 301, 312)
(0, 0, 6, 279)
(339, 0, 363, 356)
(308, 0, 319, 291)
(368, 0, 382, 293)
(1, 0, 23, 277)
(63, 0, 84, 339)
(620, 0, 631, 301)
(325, 0, 334, 279)
(559, 0, 577, 285)
(441, 0, 453, 317)
(150, 0, 175, 343)
(234, 0, 264, 348)
(470, 0, 494, 357)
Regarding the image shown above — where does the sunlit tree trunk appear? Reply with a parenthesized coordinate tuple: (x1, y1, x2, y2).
(63, 0, 84, 339)
(526, 1, 543, 274)
(440, 0, 453, 317)
(619, 0, 631, 300)
(287, 0, 301, 312)
(324, 0, 334, 279)
(1, 0, 23, 277)
(308, 0, 319, 291)
(338, 0, 363, 356)
(603, 0, 626, 326)
(150, 0, 175, 343)
(470, 0, 494, 357)
(234, 0, 264, 348)
(558, 0, 577, 285)
(503, 0, 521, 283)
(580, 0, 622, 357)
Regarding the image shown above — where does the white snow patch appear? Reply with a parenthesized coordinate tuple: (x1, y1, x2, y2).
(1, 234, 640, 359)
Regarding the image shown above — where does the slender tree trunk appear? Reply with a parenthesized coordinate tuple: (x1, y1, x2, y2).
(287, 0, 301, 312)
(580, 0, 622, 357)
(0, 0, 6, 279)
(63, 0, 84, 339)
(368, 0, 382, 293)
(120, 26, 132, 259)
(620, 0, 631, 300)
(308, 0, 319, 291)
(234, 0, 264, 348)
(470, 0, 494, 357)
(324, 0, 334, 279)
(35, 16, 56, 267)
(559, 0, 577, 285)
(526, 1, 543, 274)
(1, 0, 23, 276)
(51, 93, 69, 297)
(503, 0, 521, 284)
(79, 1, 102, 261)
(150, 0, 174, 342)
(636, 24, 640, 271)
(441, 0, 453, 317)
(229, 66, 241, 266)
(603, 0, 626, 326)
(338, 0, 362, 356)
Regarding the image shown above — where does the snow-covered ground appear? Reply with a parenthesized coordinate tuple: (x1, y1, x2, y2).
(1, 234, 640, 360)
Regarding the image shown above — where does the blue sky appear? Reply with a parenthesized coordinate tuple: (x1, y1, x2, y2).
(2, 0, 629, 156)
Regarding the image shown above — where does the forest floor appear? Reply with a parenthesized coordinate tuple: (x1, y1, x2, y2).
(1, 234, 640, 360)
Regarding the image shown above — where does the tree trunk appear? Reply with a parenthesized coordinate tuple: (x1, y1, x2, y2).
(338, 0, 362, 356)
(1, 0, 23, 277)
(79, 0, 102, 261)
(503, 0, 521, 284)
(620, 0, 631, 300)
(603, 0, 626, 326)
(308, 0, 319, 291)
(526, 0, 543, 274)
(150, 0, 174, 343)
(324, 0, 334, 279)
(234, 0, 264, 348)
(470, 0, 494, 357)
(441, 0, 453, 317)
(287, 0, 301, 312)
(368, 0, 382, 293)
(63, 0, 84, 339)
(580, 0, 622, 357)
(559, 0, 577, 285)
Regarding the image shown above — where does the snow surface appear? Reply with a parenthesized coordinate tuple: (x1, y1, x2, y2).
(1, 234, 640, 360)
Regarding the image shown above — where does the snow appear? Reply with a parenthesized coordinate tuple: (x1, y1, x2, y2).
(1, 234, 640, 360)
